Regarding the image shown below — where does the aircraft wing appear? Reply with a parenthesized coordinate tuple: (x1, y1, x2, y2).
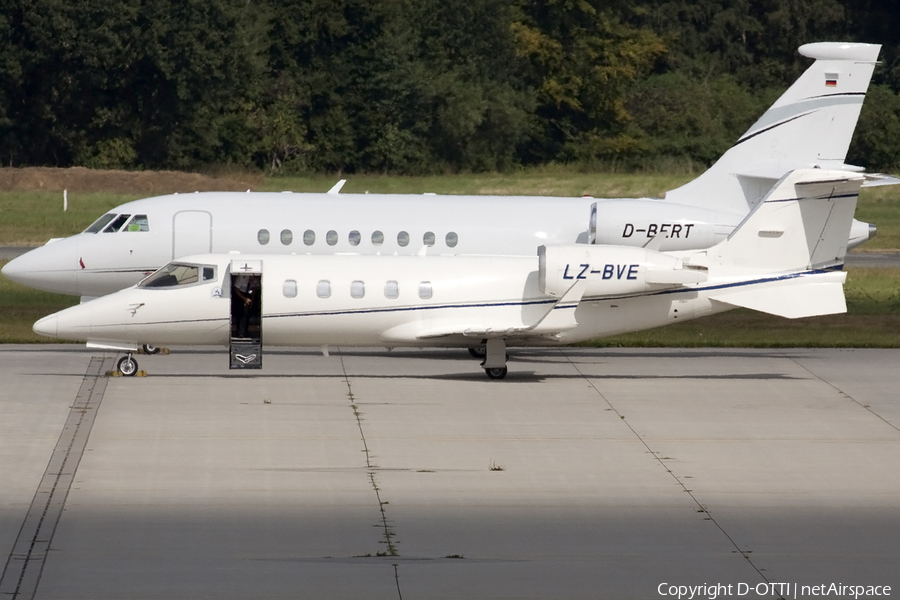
(378, 280, 587, 343)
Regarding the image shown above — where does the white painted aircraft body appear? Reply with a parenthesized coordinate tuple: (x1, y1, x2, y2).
(2, 43, 887, 300)
(33, 169, 863, 378)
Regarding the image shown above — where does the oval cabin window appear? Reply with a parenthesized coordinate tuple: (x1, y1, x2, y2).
(283, 280, 298, 298)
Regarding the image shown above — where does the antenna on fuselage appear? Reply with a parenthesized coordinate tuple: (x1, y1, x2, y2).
(327, 179, 347, 195)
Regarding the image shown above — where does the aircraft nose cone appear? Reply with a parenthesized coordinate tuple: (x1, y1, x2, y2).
(33, 314, 59, 338)
(1, 254, 27, 282)
(0, 243, 79, 295)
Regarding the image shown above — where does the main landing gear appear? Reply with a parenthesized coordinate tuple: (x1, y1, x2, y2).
(480, 338, 508, 380)
(117, 353, 139, 376)
(485, 366, 508, 380)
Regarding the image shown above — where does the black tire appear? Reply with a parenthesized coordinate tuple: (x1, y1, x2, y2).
(142, 344, 161, 355)
(117, 355, 138, 376)
(468, 347, 486, 359)
(485, 366, 508, 380)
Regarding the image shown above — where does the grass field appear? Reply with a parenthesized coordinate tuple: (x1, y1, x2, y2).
(2, 168, 898, 346)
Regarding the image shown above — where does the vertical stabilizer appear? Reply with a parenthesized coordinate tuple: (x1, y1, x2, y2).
(706, 169, 864, 274)
(665, 43, 880, 213)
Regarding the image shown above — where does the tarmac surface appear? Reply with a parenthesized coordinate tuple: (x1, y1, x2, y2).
(0, 345, 898, 599)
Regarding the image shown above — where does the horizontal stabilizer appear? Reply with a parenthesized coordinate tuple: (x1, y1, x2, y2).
(710, 279, 846, 318)
(862, 173, 900, 188)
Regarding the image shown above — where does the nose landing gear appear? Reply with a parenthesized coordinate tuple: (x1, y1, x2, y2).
(117, 353, 139, 376)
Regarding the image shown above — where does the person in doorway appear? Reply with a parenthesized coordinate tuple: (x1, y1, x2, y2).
(232, 274, 254, 338)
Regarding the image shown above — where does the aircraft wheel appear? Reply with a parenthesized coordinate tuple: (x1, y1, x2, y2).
(485, 366, 508, 380)
(117, 355, 139, 377)
(468, 347, 486, 359)
(142, 344, 161, 355)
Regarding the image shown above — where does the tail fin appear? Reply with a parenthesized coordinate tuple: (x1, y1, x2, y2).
(665, 42, 880, 213)
(707, 168, 864, 274)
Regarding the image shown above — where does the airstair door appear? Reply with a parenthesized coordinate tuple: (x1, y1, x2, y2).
(229, 259, 263, 369)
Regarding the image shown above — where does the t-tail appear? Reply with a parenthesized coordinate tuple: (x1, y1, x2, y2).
(666, 42, 882, 215)
(697, 169, 864, 318)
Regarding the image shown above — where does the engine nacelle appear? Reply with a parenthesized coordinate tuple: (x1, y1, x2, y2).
(589, 199, 741, 251)
(538, 244, 707, 298)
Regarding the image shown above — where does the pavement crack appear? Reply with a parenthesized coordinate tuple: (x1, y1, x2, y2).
(339, 350, 373, 469)
(393, 562, 403, 600)
(559, 348, 772, 587)
(781, 350, 900, 434)
(337, 349, 403, 594)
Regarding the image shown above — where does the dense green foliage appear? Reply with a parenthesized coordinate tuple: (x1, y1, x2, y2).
(3, 0, 900, 173)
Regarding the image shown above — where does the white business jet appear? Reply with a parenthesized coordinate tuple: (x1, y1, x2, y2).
(2, 43, 887, 301)
(33, 168, 862, 379)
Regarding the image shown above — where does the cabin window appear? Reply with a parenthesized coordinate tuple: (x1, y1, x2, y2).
(140, 263, 202, 288)
(326, 230, 338, 246)
(283, 279, 298, 298)
(303, 229, 315, 245)
(202, 266, 216, 281)
(281, 229, 293, 245)
(351, 280, 365, 298)
(384, 280, 399, 299)
(397, 231, 409, 247)
(418, 281, 433, 299)
(423, 231, 435, 246)
(84, 213, 117, 233)
(258, 229, 270, 245)
(446, 232, 458, 248)
(103, 214, 131, 233)
(349, 230, 361, 246)
(372, 230, 384, 246)
(316, 280, 331, 298)
(125, 215, 150, 232)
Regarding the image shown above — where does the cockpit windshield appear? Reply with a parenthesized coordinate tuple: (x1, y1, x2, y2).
(103, 214, 131, 232)
(84, 213, 117, 233)
(83, 213, 150, 234)
(124, 214, 150, 232)
(140, 263, 217, 288)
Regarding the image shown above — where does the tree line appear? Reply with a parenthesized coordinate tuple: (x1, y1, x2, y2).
(3, 0, 900, 174)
